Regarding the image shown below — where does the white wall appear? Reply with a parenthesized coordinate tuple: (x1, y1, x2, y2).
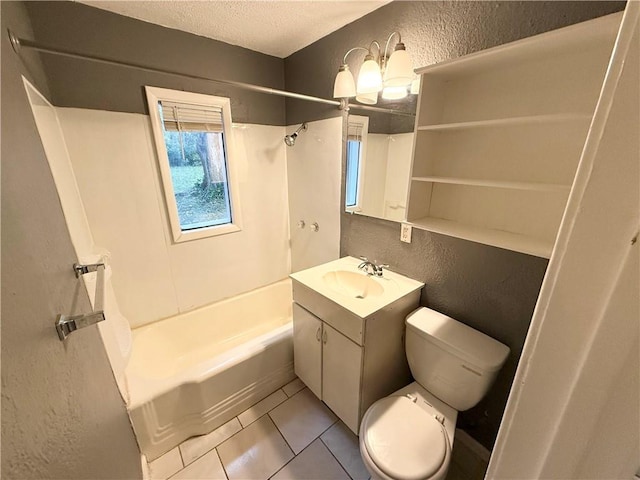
(24, 82, 132, 399)
(286, 118, 342, 272)
(359, 132, 413, 221)
(58, 108, 291, 328)
(360, 134, 387, 218)
(489, 6, 638, 478)
(383, 133, 413, 221)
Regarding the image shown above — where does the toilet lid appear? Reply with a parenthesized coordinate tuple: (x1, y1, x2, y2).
(363, 396, 447, 480)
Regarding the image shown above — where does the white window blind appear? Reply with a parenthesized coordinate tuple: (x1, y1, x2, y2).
(159, 100, 224, 132)
(348, 122, 363, 141)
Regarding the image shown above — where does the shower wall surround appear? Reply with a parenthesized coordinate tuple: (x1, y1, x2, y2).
(59, 108, 290, 328)
(286, 118, 342, 272)
(283, 0, 625, 450)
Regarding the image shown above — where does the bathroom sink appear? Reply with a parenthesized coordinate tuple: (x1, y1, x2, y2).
(322, 270, 384, 299)
(290, 256, 424, 319)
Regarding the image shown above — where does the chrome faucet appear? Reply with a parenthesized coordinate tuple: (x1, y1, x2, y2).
(358, 257, 389, 277)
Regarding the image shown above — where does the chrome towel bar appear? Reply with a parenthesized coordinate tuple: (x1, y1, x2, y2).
(56, 262, 106, 341)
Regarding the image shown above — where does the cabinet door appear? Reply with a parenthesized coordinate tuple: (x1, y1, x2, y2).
(293, 303, 322, 399)
(322, 323, 363, 434)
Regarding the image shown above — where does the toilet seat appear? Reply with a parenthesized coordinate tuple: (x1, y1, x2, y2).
(360, 395, 450, 480)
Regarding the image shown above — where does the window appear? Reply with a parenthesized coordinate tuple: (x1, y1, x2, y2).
(345, 116, 368, 211)
(146, 86, 241, 242)
(345, 139, 361, 207)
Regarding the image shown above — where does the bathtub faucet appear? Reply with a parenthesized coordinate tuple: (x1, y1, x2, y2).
(358, 257, 389, 277)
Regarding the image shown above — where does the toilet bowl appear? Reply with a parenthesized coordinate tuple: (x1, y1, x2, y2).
(359, 307, 510, 480)
(359, 383, 457, 480)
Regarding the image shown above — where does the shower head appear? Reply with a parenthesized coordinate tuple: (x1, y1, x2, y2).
(284, 123, 308, 146)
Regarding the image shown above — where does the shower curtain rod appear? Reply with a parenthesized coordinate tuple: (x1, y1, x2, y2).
(8, 30, 415, 118)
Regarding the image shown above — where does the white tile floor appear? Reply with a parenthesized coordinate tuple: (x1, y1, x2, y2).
(148, 377, 488, 480)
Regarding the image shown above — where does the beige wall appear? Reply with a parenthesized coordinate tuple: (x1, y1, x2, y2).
(1, 2, 142, 478)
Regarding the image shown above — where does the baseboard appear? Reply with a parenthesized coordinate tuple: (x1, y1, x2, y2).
(455, 428, 491, 462)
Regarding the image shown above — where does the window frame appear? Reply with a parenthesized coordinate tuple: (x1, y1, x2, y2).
(345, 115, 369, 213)
(145, 86, 242, 243)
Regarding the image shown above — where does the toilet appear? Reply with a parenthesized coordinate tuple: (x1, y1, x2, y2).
(359, 307, 510, 480)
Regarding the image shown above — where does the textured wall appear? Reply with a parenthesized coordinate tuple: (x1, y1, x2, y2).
(25, 1, 286, 125)
(342, 214, 548, 448)
(285, 0, 626, 450)
(284, 1, 625, 128)
(1, 2, 142, 479)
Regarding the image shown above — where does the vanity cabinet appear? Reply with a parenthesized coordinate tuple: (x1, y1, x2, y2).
(290, 261, 423, 434)
(292, 304, 323, 399)
(293, 303, 363, 430)
(406, 13, 621, 258)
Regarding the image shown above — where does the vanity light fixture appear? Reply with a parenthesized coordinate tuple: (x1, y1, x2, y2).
(333, 32, 416, 105)
(333, 64, 356, 98)
(381, 85, 408, 100)
(356, 90, 379, 105)
(357, 50, 383, 94)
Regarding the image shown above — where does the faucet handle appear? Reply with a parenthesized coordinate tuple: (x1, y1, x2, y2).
(359, 256, 368, 262)
(375, 263, 390, 277)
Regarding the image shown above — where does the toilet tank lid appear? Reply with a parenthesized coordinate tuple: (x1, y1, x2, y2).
(407, 308, 510, 372)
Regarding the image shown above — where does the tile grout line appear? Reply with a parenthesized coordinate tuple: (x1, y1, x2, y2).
(214, 448, 230, 480)
(266, 387, 338, 455)
(267, 436, 318, 479)
(319, 434, 355, 480)
(263, 387, 310, 455)
(238, 388, 288, 428)
(179, 416, 241, 468)
(282, 379, 304, 398)
(174, 384, 347, 480)
(177, 444, 186, 469)
(238, 388, 286, 422)
(267, 411, 296, 455)
(210, 416, 253, 453)
(182, 384, 290, 471)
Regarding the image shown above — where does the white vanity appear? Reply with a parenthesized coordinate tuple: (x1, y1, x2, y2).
(290, 256, 424, 433)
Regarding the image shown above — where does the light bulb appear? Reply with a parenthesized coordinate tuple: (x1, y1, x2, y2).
(355, 91, 378, 105)
(356, 55, 383, 94)
(382, 85, 408, 100)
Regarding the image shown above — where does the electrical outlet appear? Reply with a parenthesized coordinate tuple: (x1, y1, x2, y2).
(400, 223, 412, 243)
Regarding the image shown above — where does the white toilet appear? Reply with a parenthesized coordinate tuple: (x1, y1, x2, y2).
(359, 307, 510, 480)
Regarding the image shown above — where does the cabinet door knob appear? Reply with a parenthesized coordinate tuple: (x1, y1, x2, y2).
(322, 330, 328, 344)
(316, 327, 321, 342)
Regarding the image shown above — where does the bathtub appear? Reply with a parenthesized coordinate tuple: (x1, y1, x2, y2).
(125, 279, 295, 461)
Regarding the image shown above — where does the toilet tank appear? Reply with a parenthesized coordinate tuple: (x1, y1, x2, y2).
(405, 308, 510, 411)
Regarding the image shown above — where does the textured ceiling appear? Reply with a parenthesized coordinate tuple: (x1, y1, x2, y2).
(78, 1, 390, 58)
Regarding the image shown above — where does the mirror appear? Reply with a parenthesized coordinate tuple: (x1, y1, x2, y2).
(345, 106, 416, 222)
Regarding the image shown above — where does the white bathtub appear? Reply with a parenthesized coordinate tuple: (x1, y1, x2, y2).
(126, 279, 295, 461)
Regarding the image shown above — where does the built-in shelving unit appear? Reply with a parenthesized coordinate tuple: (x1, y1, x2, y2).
(406, 12, 622, 258)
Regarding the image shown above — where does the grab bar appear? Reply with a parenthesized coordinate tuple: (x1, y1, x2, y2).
(56, 262, 106, 341)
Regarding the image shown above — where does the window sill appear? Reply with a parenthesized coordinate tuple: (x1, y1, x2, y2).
(172, 222, 241, 243)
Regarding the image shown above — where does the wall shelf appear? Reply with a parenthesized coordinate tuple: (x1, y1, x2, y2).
(411, 176, 571, 193)
(411, 216, 553, 258)
(405, 13, 621, 258)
